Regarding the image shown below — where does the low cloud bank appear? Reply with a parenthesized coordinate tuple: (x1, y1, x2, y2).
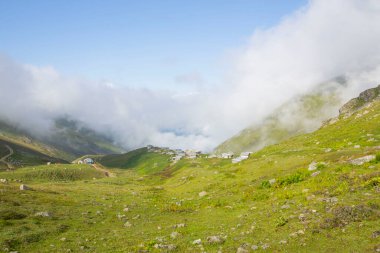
(1, 0, 380, 151)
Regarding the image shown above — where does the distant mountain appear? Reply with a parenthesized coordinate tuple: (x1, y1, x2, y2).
(42, 117, 125, 160)
(214, 80, 347, 155)
(0, 116, 125, 166)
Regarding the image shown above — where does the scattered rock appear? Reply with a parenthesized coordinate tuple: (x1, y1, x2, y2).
(269, 179, 276, 185)
(173, 223, 186, 228)
(154, 244, 176, 251)
(170, 231, 180, 239)
(123, 207, 130, 212)
(325, 148, 332, 153)
(290, 229, 305, 237)
(0, 178, 7, 183)
(279, 240, 287, 244)
(372, 230, 380, 238)
(311, 171, 321, 177)
(251, 245, 259, 250)
(192, 239, 202, 245)
(299, 213, 306, 221)
(323, 197, 338, 203)
(308, 162, 317, 171)
(236, 247, 249, 253)
(350, 155, 375, 165)
(206, 235, 225, 244)
(354, 145, 361, 149)
(199, 191, 207, 197)
(281, 204, 290, 209)
(20, 184, 31, 191)
(124, 221, 132, 228)
(261, 243, 270, 250)
(34, 211, 51, 217)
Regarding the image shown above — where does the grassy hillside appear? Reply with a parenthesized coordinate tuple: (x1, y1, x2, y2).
(0, 117, 125, 162)
(43, 117, 124, 160)
(214, 82, 344, 155)
(0, 139, 68, 170)
(98, 147, 172, 174)
(1, 90, 380, 252)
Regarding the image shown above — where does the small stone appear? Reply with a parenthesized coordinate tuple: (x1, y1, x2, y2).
(192, 239, 202, 245)
(269, 179, 276, 185)
(236, 247, 249, 253)
(279, 240, 287, 244)
(199, 191, 207, 197)
(299, 214, 306, 221)
(206, 235, 225, 244)
(0, 178, 7, 183)
(60, 237, 67, 242)
(354, 145, 361, 148)
(251, 245, 259, 250)
(170, 231, 180, 239)
(20, 184, 31, 191)
(173, 223, 186, 228)
(123, 207, 129, 212)
(261, 243, 270, 249)
(372, 230, 380, 238)
(34, 211, 51, 217)
(308, 162, 317, 171)
(124, 221, 132, 228)
(311, 171, 321, 177)
(281, 204, 290, 209)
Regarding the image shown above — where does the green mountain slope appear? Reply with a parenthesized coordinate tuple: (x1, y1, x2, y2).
(214, 82, 345, 155)
(98, 147, 172, 175)
(0, 139, 68, 170)
(42, 117, 125, 160)
(0, 86, 380, 252)
(0, 117, 125, 163)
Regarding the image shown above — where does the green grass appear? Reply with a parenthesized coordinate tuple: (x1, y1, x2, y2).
(98, 147, 171, 174)
(0, 139, 69, 169)
(1, 164, 105, 182)
(0, 101, 380, 252)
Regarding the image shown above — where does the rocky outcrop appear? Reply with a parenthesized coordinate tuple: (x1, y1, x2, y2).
(339, 85, 380, 116)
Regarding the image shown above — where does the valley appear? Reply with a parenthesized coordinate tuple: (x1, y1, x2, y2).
(0, 86, 380, 252)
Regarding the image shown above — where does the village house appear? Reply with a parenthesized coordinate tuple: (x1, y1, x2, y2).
(83, 158, 94, 164)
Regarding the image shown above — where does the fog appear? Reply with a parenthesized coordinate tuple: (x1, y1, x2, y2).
(1, 0, 380, 152)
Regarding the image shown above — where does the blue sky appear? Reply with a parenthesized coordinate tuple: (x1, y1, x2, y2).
(0, 0, 307, 90)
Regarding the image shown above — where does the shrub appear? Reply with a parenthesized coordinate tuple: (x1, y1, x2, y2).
(260, 180, 271, 189)
(275, 216, 288, 227)
(376, 153, 380, 162)
(277, 171, 307, 187)
(0, 210, 27, 220)
(321, 205, 378, 228)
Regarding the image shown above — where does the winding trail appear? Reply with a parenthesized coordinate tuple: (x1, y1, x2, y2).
(92, 163, 115, 177)
(0, 145, 14, 169)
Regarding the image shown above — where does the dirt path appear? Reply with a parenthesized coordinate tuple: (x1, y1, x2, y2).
(92, 163, 115, 177)
(0, 145, 14, 169)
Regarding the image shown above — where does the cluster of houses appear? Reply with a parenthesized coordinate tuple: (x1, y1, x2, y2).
(231, 151, 253, 163)
(208, 151, 252, 163)
(77, 158, 94, 164)
(147, 145, 202, 163)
